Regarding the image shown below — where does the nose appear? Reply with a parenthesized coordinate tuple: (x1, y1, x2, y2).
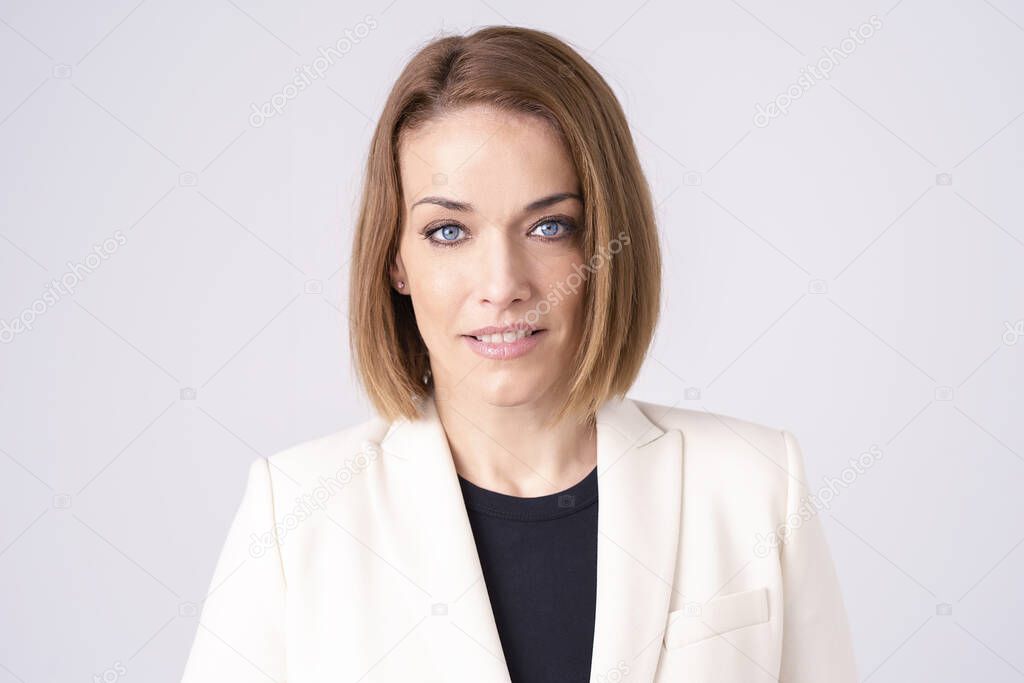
(476, 231, 532, 309)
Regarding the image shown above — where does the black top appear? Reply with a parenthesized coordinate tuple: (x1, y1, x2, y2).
(457, 466, 599, 683)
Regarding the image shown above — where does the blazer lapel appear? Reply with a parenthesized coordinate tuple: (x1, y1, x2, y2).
(378, 393, 683, 682)
(380, 394, 512, 682)
(591, 396, 684, 680)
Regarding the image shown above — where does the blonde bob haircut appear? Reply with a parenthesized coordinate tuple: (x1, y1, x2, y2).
(349, 25, 661, 425)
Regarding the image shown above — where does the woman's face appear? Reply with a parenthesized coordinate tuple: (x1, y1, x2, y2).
(393, 104, 586, 408)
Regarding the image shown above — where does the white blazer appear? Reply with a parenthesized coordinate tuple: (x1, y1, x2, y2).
(182, 394, 857, 682)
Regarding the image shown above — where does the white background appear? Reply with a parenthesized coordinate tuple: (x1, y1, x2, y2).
(1, 0, 1022, 681)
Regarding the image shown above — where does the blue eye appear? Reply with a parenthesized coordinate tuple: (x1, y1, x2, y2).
(530, 219, 574, 239)
(427, 224, 465, 245)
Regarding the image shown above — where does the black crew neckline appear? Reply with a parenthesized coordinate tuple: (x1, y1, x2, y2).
(457, 466, 598, 522)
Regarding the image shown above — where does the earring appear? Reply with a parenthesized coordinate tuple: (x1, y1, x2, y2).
(396, 280, 405, 289)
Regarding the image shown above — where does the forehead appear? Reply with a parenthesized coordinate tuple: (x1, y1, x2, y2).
(398, 105, 578, 209)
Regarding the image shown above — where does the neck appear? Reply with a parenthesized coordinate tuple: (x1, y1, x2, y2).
(432, 385, 596, 498)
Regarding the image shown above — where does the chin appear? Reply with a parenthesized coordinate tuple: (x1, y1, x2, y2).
(473, 370, 549, 407)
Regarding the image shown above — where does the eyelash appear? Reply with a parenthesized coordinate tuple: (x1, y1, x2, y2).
(420, 216, 577, 249)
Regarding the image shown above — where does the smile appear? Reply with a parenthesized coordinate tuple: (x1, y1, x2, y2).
(462, 329, 546, 360)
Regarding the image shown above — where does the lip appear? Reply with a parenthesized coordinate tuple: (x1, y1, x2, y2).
(462, 329, 546, 360)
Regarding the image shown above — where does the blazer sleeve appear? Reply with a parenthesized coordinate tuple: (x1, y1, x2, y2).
(778, 430, 858, 683)
(181, 457, 288, 682)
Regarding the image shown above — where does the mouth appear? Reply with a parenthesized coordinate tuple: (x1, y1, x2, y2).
(461, 329, 546, 360)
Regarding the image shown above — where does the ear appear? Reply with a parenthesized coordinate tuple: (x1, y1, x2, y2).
(390, 252, 409, 295)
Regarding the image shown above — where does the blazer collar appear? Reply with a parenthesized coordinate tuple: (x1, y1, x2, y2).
(379, 392, 683, 681)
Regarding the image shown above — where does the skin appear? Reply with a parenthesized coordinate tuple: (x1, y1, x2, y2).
(391, 103, 597, 497)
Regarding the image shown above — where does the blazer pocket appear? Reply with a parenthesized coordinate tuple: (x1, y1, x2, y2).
(663, 586, 770, 650)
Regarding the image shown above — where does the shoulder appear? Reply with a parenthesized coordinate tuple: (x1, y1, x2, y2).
(629, 397, 800, 496)
(631, 397, 790, 452)
(257, 413, 392, 489)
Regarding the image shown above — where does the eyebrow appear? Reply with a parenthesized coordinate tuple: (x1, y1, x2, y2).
(410, 191, 582, 214)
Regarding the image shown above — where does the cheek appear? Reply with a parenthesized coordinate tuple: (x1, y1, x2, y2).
(407, 260, 464, 336)
(536, 252, 587, 332)
(554, 250, 587, 300)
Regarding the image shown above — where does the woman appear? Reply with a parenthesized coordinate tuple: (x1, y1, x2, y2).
(182, 26, 857, 683)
